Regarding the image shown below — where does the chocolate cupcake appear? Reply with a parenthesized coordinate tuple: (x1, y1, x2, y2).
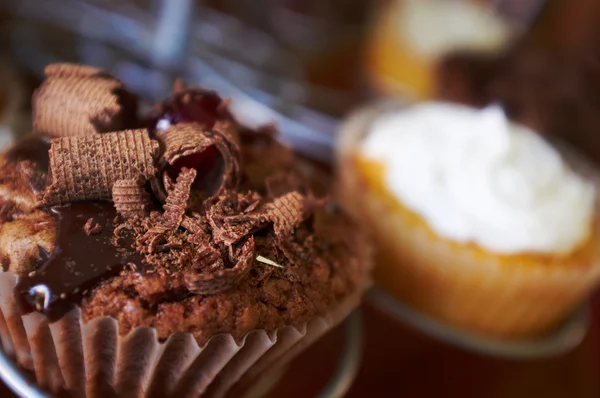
(0, 64, 372, 397)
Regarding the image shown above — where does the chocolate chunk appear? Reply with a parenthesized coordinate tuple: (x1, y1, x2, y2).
(42, 130, 159, 205)
(33, 63, 138, 137)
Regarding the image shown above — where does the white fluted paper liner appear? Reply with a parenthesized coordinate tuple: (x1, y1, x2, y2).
(0, 271, 368, 398)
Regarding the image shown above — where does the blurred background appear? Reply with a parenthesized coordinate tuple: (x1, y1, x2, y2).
(1, 0, 600, 397)
(2, 0, 600, 159)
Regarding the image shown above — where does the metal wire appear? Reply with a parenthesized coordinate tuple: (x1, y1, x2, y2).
(367, 287, 589, 359)
(317, 310, 364, 398)
(0, 352, 48, 398)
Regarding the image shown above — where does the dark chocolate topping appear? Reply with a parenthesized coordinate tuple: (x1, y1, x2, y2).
(1, 66, 371, 341)
(14, 202, 144, 321)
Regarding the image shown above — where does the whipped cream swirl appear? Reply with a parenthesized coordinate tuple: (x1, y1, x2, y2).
(361, 103, 596, 254)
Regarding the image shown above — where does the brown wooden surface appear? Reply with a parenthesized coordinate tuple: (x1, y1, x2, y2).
(2, 294, 598, 397)
(267, 295, 600, 398)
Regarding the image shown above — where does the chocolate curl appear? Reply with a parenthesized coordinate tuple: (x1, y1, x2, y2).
(213, 119, 240, 149)
(42, 130, 159, 205)
(185, 237, 255, 295)
(33, 63, 137, 137)
(263, 191, 307, 238)
(44, 63, 107, 78)
(162, 168, 197, 229)
(140, 168, 196, 253)
(112, 179, 152, 219)
(153, 123, 241, 203)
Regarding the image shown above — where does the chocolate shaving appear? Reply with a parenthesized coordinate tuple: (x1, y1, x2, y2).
(33, 63, 137, 137)
(163, 168, 197, 229)
(154, 123, 241, 203)
(42, 130, 159, 205)
(84, 218, 102, 236)
(112, 179, 152, 219)
(207, 192, 265, 245)
(263, 191, 306, 238)
(139, 224, 170, 254)
(181, 214, 211, 236)
(185, 237, 255, 295)
(206, 190, 314, 245)
(193, 243, 224, 271)
(139, 168, 196, 253)
(209, 213, 264, 246)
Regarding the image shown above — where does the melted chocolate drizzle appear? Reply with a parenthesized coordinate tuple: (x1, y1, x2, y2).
(15, 202, 145, 321)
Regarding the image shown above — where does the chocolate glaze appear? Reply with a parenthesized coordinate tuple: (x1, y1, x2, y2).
(14, 202, 144, 321)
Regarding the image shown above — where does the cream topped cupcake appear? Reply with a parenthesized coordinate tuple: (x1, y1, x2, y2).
(367, 0, 511, 99)
(338, 101, 600, 339)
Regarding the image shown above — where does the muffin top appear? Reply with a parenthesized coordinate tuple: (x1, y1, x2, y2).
(0, 64, 371, 345)
(359, 102, 596, 255)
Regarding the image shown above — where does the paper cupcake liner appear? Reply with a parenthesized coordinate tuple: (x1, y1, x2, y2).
(337, 102, 600, 340)
(0, 272, 367, 398)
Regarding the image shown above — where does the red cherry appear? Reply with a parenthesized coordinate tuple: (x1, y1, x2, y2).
(145, 88, 231, 133)
(166, 146, 219, 182)
(165, 146, 225, 196)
